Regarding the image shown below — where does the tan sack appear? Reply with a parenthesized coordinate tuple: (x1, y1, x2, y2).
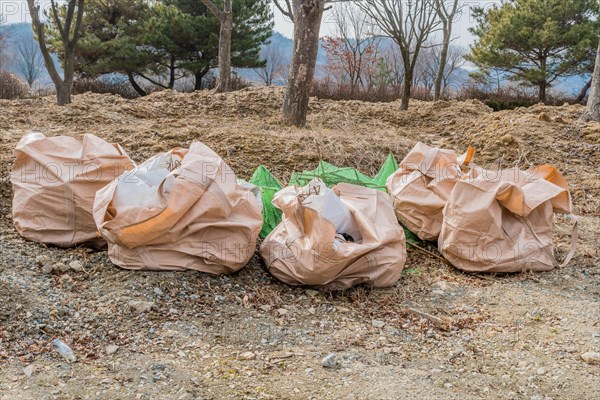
(438, 165, 578, 273)
(260, 179, 407, 290)
(93, 142, 263, 274)
(10, 132, 134, 248)
(386, 142, 474, 241)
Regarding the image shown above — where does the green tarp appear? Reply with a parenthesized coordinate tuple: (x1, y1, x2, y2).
(251, 154, 401, 239)
(249, 165, 283, 239)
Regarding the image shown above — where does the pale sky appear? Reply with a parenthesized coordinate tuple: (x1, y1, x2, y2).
(2, 0, 489, 46)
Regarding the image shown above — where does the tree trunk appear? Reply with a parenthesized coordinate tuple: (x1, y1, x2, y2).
(539, 57, 547, 103)
(168, 55, 176, 89)
(401, 69, 413, 110)
(282, 0, 325, 127)
(215, 0, 233, 93)
(539, 82, 546, 103)
(56, 81, 72, 106)
(576, 78, 592, 103)
(195, 73, 203, 91)
(127, 71, 147, 96)
(583, 41, 600, 122)
(434, 25, 450, 102)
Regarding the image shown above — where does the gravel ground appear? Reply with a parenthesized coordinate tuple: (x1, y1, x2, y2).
(0, 88, 598, 399)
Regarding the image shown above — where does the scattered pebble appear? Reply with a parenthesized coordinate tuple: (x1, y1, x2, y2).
(239, 351, 256, 360)
(23, 364, 34, 377)
(128, 300, 155, 313)
(322, 353, 338, 368)
(68, 260, 84, 272)
(372, 320, 385, 328)
(106, 344, 119, 356)
(580, 351, 600, 365)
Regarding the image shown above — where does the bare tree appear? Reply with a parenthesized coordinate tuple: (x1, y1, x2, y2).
(432, 0, 458, 101)
(414, 44, 437, 96)
(583, 40, 600, 122)
(252, 42, 287, 86)
(16, 35, 44, 87)
(200, 0, 232, 92)
(358, 0, 440, 110)
(27, 0, 84, 105)
(276, 0, 326, 127)
(325, 2, 379, 94)
(416, 42, 464, 98)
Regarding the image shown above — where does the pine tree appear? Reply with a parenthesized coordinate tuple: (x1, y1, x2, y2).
(467, 0, 599, 103)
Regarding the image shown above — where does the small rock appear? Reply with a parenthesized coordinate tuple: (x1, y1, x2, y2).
(372, 320, 385, 328)
(304, 368, 314, 373)
(260, 305, 272, 312)
(189, 294, 199, 301)
(55, 262, 69, 272)
(68, 260, 84, 272)
(305, 289, 319, 298)
(153, 287, 164, 296)
(538, 112, 551, 122)
(35, 255, 49, 266)
(128, 300, 155, 313)
(215, 295, 225, 302)
(277, 308, 288, 316)
(23, 364, 34, 377)
(58, 274, 73, 288)
(308, 307, 316, 315)
(536, 367, 546, 375)
(106, 344, 119, 356)
(41, 264, 54, 274)
(239, 351, 256, 360)
(322, 353, 338, 368)
(581, 351, 600, 365)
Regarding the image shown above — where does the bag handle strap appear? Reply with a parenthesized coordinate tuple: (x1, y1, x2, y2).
(557, 215, 578, 267)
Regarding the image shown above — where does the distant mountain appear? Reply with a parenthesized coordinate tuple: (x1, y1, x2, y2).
(0, 22, 591, 96)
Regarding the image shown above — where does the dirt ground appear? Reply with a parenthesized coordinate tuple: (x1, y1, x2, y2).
(0, 87, 598, 399)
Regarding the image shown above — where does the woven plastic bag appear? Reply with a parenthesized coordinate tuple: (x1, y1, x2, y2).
(93, 142, 262, 274)
(11, 132, 134, 248)
(386, 142, 474, 241)
(260, 179, 406, 290)
(438, 165, 578, 273)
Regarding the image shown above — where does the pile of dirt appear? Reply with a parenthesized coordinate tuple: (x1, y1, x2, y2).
(0, 88, 598, 399)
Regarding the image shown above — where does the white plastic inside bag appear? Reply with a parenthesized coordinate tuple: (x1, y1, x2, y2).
(237, 179, 263, 211)
(112, 153, 182, 210)
(300, 179, 362, 243)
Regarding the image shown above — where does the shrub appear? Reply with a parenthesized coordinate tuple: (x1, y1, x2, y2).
(0, 71, 28, 99)
(72, 77, 140, 99)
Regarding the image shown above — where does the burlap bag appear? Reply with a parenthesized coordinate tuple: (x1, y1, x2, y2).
(438, 165, 578, 273)
(260, 179, 407, 290)
(11, 132, 134, 247)
(93, 142, 262, 274)
(386, 142, 474, 241)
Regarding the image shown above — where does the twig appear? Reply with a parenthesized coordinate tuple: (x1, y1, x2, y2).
(405, 305, 451, 331)
(407, 242, 452, 267)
